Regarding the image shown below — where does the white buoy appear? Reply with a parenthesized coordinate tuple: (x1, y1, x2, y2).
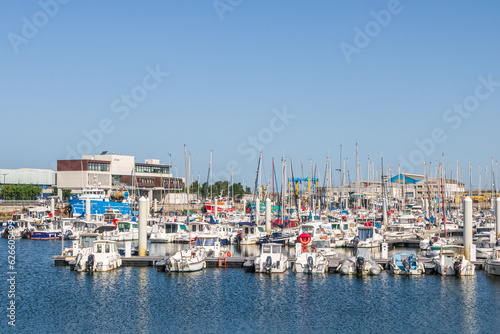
(463, 196, 473, 260)
(50, 197, 55, 216)
(496, 198, 500, 239)
(255, 198, 260, 225)
(125, 241, 132, 258)
(138, 197, 148, 256)
(381, 242, 388, 259)
(85, 198, 91, 222)
(265, 198, 271, 233)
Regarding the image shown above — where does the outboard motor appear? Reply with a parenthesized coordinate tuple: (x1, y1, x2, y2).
(164, 258, 172, 272)
(356, 256, 365, 275)
(86, 254, 95, 272)
(353, 236, 360, 248)
(307, 256, 314, 272)
(429, 238, 434, 246)
(453, 260, 462, 276)
(1, 228, 9, 238)
(402, 258, 411, 273)
(64, 230, 73, 239)
(235, 234, 242, 244)
(265, 256, 273, 272)
(21, 228, 30, 239)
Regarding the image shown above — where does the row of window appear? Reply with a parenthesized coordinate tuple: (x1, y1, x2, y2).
(88, 163, 110, 172)
(137, 178, 154, 185)
(135, 165, 169, 174)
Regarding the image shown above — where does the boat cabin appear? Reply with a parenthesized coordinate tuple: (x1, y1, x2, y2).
(118, 222, 138, 232)
(300, 223, 322, 238)
(165, 222, 187, 234)
(358, 226, 378, 241)
(93, 240, 118, 255)
(190, 221, 210, 233)
(262, 243, 284, 255)
(239, 222, 260, 237)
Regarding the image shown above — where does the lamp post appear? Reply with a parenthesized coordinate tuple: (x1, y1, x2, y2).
(1, 173, 8, 200)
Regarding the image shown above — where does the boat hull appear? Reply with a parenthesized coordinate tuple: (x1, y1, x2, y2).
(485, 261, 500, 276)
(31, 232, 62, 240)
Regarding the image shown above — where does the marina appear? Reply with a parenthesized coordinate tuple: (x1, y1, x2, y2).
(3, 1, 500, 332)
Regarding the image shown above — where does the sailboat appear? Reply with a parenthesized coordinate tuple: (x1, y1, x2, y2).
(164, 145, 206, 273)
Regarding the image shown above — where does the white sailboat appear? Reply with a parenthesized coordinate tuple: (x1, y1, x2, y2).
(164, 145, 206, 273)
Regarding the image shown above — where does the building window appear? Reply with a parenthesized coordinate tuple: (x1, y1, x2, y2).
(88, 162, 110, 172)
(135, 165, 170, 174)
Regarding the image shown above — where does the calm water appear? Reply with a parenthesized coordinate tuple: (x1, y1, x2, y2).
(2, 239, 500, 334)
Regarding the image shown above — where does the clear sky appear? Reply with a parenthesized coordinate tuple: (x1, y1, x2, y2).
(1, 0, 500, 188)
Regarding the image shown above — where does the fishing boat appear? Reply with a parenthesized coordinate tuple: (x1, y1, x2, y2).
(484, 246, 500, 276)
(389, 252, 425, 275)
(71, 239, 122, 272)
(30, 216, 62, 240)
(294, 233, 329, 274)
(68, 188, 131, 217)
(254, 243, 288, 273)
(432, 249, 475, 276)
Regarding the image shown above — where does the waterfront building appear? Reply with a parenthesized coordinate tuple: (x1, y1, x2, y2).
(57, 153, 183, 201)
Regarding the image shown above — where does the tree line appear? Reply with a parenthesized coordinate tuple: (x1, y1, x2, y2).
(189, 181, 251, 200)
(0, 184, 42, 200)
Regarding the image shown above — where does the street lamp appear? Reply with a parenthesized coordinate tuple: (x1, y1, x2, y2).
(1, 173, 8, 200)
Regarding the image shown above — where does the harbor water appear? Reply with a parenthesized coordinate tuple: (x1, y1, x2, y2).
(2, 238, 500, 333)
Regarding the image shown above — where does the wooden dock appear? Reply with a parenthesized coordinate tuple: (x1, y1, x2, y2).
(52, 253, 486, 274)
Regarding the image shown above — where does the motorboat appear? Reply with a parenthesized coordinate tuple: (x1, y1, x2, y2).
(254, 243, 288, 273)
(338, 248, 381, 275)
(195, 234, 226, 258)
(432, 249, 475, 276)
(236, 222, 265, 245)
(150, 221, 188, 243)
(389, 252, 424, 275)
(71, 239, 122, 272)
(294, 233, 329, 274)
(485, 246, 500, 276)
(30, 216, 62, 240)
(164, 248, 206, 273)
(354, 224, 383, 248)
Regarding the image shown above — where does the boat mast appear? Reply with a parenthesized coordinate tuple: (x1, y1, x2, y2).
(184, 145, 191, 248)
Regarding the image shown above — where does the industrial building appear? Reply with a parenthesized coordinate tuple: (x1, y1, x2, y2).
(0, 168, 56, 198)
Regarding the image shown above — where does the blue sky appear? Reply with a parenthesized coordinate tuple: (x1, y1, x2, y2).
(1, 0, 500, 187)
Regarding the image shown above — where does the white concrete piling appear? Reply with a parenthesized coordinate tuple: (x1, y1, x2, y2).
(464, 196, 473, 260)
(265, 198, 271, 233)
(85, 198, 91, 222)
(381, 242, 388, 259)
(50, 198, 55, 216)
(138, 197, 148, 256)
(154, 199, 158, 215)
(125, 241, 132, 258)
